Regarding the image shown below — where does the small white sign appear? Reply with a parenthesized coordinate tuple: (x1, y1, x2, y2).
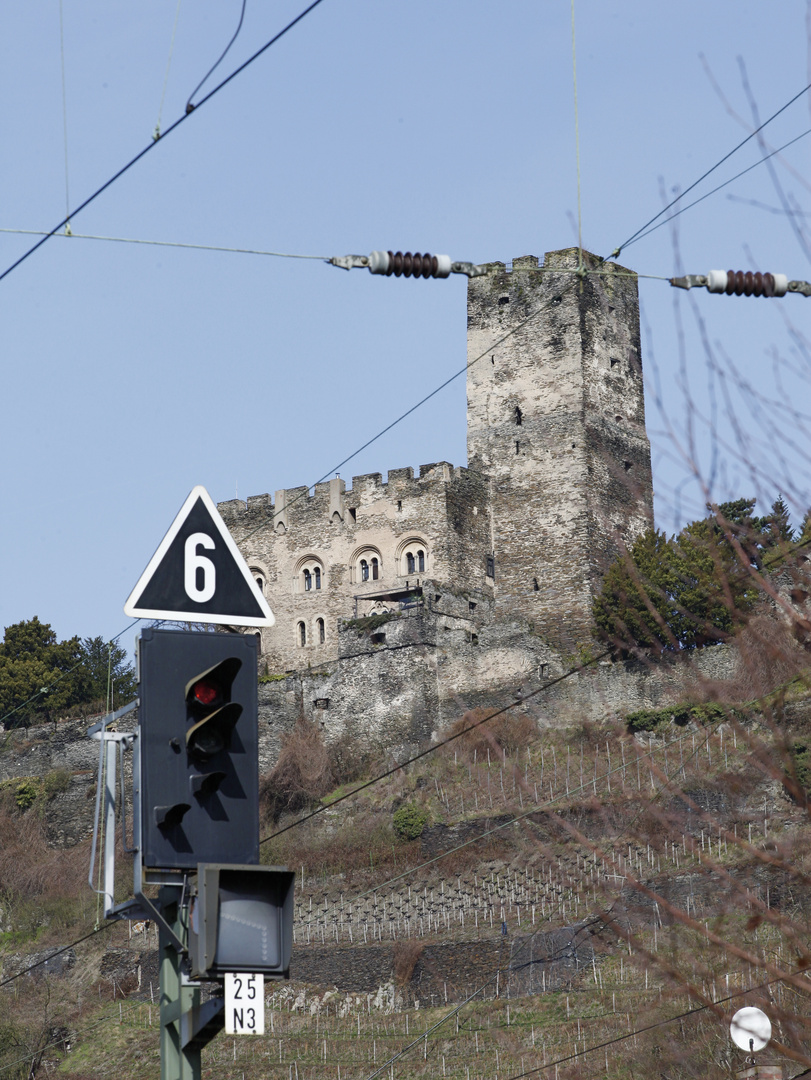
(224, 972, 265, 1035)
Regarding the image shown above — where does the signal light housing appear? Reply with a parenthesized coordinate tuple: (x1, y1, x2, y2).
(138, 628, 260, 871)
(189, 864, 295, 980)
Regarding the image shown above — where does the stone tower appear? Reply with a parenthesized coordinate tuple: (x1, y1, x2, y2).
(466, 248, 653, 650)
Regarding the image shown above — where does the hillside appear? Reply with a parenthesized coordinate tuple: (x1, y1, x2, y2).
(1, 641, 811, 1079)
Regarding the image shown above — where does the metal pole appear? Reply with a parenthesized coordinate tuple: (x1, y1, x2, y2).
(159, 886, 201, 1080)
(103, 737, 117, 916)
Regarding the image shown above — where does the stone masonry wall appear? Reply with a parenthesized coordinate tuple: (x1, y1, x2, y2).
(219, 463, 491, 674)
(466, 249, 652, 652)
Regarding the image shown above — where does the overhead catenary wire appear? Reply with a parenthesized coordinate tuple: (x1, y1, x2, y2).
(185, 0, 248, 113)
(153, 0, 183, 141)
(0, 922, 112, 990)
(262, 647, 611, 844)
(608, 78, 811, 259)
(0, 0, 329, 287)
(625, 124, 811, 248)
(499, 974, 802, 1080)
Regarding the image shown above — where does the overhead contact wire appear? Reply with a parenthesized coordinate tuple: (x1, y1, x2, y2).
(0, 0, 328, 286)
(610, 79, 811, 259)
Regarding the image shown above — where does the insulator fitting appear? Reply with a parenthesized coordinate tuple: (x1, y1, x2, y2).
(706, 269, 788, 297)
(368, 251, 452, 279)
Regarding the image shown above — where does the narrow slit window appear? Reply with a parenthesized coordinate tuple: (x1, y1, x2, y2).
(514, 406, 522, 425)
(298, 622, 306, 647)
(303, 569, 312, 592)
(314, 566, 321, 589)
(317, 618, 325, 644)
(417, 550, 425, 573)
(361, 559, 369, 582)
(406, 552, 415, 575)
(371, 557, 379, 580)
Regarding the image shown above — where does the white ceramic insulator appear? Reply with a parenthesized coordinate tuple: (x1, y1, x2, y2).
(368, 250, 391, 275)
(434, 254, 452, 278)
(772, 273, 788, 296)
(707, 270, 727, 293)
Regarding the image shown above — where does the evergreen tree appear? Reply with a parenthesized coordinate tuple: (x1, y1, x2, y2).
(594, 499, 769, 654)
(763, 494, 794, 547)
(75, 636, 136, 707)
(0, 618, 83, 727)
(0, 620, 136, 728)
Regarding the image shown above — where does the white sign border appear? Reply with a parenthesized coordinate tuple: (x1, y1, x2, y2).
(124, 485, 275, 627)
(224, 971, 265, 1036)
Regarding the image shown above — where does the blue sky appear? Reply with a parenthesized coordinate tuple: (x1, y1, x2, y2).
(1, 1, 809, 650)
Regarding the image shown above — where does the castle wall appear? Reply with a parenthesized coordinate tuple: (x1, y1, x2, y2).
(219, 464, 491, 673)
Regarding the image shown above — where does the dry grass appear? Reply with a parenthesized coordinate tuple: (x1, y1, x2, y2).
(260, 717, 334, 818)
(439, 709, 536, 761)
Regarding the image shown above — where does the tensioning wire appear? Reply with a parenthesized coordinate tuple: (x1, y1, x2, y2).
(0, 0, 329, 286)
(0, 228, 329, 261)
(610, 78, 811, 259)
(154, 0, 183, 141)
(58, 0, 71, 232)
(627, 124, 811, 248)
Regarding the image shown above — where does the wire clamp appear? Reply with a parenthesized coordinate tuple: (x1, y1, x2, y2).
(788, 279, 811, 297)
(669, 274, 707, 291)
(328, 254, 369, 271)
(450, 261, 489, 278)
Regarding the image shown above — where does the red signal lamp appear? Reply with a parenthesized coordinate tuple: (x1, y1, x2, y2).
(192, 679, 220, 707)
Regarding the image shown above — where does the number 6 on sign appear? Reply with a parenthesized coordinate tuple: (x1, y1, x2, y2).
(225, 972, 265, 1035)
(184, 532, 216, 602)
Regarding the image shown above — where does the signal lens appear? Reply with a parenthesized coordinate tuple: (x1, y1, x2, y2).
(193, 679, 219, 706)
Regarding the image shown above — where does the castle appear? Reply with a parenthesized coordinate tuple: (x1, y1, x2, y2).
(218, 248, 658, 749)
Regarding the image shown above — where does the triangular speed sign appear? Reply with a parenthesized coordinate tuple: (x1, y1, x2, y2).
(124, 486, 275, 626)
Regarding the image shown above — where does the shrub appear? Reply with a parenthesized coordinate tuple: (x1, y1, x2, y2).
(261, 718, 333, 818)
(392, 804, 428, 841)
(393, 939, 423, 985)
(625, 702, 740, 734)
(440, 709, 536, 760)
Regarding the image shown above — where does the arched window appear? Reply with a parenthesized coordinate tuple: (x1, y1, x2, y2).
(249, 565, 268, 595)
(296, 557, 325, 594)
(317, 618, 325, 644)
(297, 621, 306, 647)
(398, 538, 429, 578)
(352, 547, 383, 585)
